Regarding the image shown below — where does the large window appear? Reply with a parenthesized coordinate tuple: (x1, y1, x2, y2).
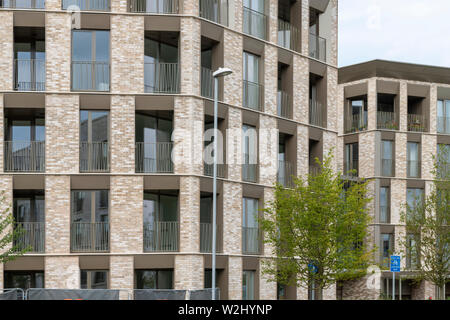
(380, 233, 393, 268)
(242, 124, 258, 182)
(381, 140, 394, 177)
(4, 271, 44, 292)
(72, 30, 110, 91)
(345, 97, 368, 133)
(437, 100, 450, 134)
(344, 143, 358, 176)
(80, 110, 109, 172)
(437, 144, 450, 178)
(242, 197, 259, 254)
(242, 270, 255, 300)
(407, 142, 421, 178)
(243, 52, 262, 110)
(243, 0, 266, 39)
(81, 270, 108, 289)
(406, 188, 424, 222)
(135, 270, 173, 289)
(379, 187, 390, 223)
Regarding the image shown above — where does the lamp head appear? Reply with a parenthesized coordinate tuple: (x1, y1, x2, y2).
(213, 67, 233, 78)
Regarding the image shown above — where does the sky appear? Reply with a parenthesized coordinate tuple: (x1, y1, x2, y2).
(338, 0, 450, 68)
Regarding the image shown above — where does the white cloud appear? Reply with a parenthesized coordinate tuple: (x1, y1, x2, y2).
(338, 0, 450, 67)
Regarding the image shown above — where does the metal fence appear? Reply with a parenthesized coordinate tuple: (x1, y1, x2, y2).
(377, 111, 397, 130)
(143, 221, 178, 252)
(243, 6, 266, 40)
(277, 160, 294, 188)
(0, 0, 45, 8)
(80, 141, 109, 172)
(4, 141, 45, 172)
(200, 222, 220, 253)
(243, 80, 263, 111)
(201, 67, 214, 99)
(71, 222, 109, 252)
(437, 116, 450, 134)
(381, 159, 394, 177)
(277, 90, 291, 119)
(309, 33, 326, 62)
(144, 62, 180, 94)
(278, 19, 300, 52)
(407, 114, 426, 132)
(14, 59, 45, 91)
(62, 0, 110, 10)
(72, 61, 110, 91)
(344, 112, 368, 133)
(344, 160, 359, 177)
(309, 99, 324, 127)
(242, 226, 259, 254)
(135, 142, 173, 173)
(407, 160, 421, 178)
(200, 0, 228, 26)
(129, 0, 178, 13)
(242, 163, 258, 183)
(14, 222, 45, 253)
(0, 288, 25, 300)
(203, 162, 225, 178)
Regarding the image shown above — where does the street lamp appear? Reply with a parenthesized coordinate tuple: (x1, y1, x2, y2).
(212, 67, 232, 300)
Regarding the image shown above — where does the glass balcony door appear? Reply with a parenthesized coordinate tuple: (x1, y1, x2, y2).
(243, 52, 261, 110)
(242, 270, 255, 300)
(242, 197, 259, 254)
(379, 187, 390, 223)
(242, 125, 258, 182)
(344, 143, 358, 176)
(437, 100, 450, 134)
(135, 270, 174, 289)
(381, 140, 394, 176)
(14, 40, 45, 91)
(80, 110, 109, 172)
(407, 142, 420, 178)
(243, 0, 266, 39)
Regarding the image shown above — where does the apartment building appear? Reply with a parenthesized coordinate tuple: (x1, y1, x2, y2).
(0, 0, 339, 299)
(338, 60, 450, 300)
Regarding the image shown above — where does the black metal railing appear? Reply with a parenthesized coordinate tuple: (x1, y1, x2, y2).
(277, 160, 294, 188)
(309, 33, 326, 62)
(135, 142, 173, 173)
(143, 221, 178, 252)
(71, 222, 109, 252)
(71, 61, 110, 91)
(243, 6, 266, 40)
(13, 222, 45, 253)
(277, 90, 291, 119)
(243, 80, 263, 111)
(278, 19, 300, 51)
(80, 142, 109, 172)
(242, 226, 259, 254)
(14, 59, 45, 91)
(4, 141, 45, 172)
(144, 62, 180, 94)
(200, 0, 228, 26)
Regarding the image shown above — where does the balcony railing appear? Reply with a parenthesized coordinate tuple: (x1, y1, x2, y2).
(80, 142, 109, 172)
(437, 116, 450, 134)
(407, 160, 421, 178)
(344, 112, 368, 133)
(144, 62, 180, 94)
(379, 206, 390, 224)
(278, 19, 299, 52)
(0, 0, 45, 8)
(200, 222, 220, 253)
(278, 160, 295, 188)
(62, 0, 110, 10)
(13, 222, 45, 253)
(243, 6, 266, 40)
(309, 99, 324, 127)
(407, 114, 426, 132)
(344, 160, 359, 177)
(277, 90, 291, 119)
(309, 33, 326, 62)
(200, 0, 228, 26)
(381, 159, 394, 177)
(135, 142, 173, 173)
(242, 226, 259, 254)
(243, 80, 263, 111)
(377, 110, 397, 130)
(71, 61, 110, 91)
(14, 59, 45, 92)
(204, 162, 225, 178)
(201, 67, 214, 99)
(71, 222, 109, 252)
(309, 164, 321, 176)
(242, 152, 258, 183)
(4, 141, 45, 172)
(143, 221, 178, 252)
(129, 0, 178, 13)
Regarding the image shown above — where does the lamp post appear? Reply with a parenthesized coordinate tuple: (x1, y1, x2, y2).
(211, 67, 233, 300)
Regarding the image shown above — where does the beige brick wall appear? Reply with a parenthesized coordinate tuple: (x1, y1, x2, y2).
(46, 13, 71, 92)
(226, 107, 243, 180)
(259, 260, 276, 299)
(110, 176, 143, 253)
(259, 115, 277, 186)
(329, 0, 339, 66)
(323, 131, 337, 171)
(0, 96, 4, 172)
(429, 84, 437, 134)
(395, 133, 407, 179)
(422, 134, 437, 180)
(110, 255, 134, 299)
(293, 55, 309, 124)
(0, 176, 13, 255)
(45, 256, 80, 289)
(327, 67, 338, 131)
(342, 276, 380, 300)
(297, 125, 309, 178)
(390, 179, 406, 225)
(111, 0, 129, 13)
(111, 15, 144, 94)
(0, 12, 13, 91)
(262, 187, 275, 256)
(264, 44, 278, 116)
(45, 94, 79, 174)
(182, 0, 199, 15)
(323, 283, 336, 300)
(223, 30, 243, 106)
(180, 18, 201, 96)
(411, 280, 436, 300)
(300, 0, 309, 57)
(297, 284, 308, 300)
(222, 182, 242, 255)
(358, 132, 375, 177)
(174, 255, 203, 290)
(367, 78, 377, 131)
(111, 95, 135, 173)
(45, 175, 71, 254)
(268, 0, 278, 44)
(0, 263, 3, 289)
(179, 176, 200, 253)
(399, 81, 408, 131)
(228, 256, 242, 299)
(230, 0, 243, 32)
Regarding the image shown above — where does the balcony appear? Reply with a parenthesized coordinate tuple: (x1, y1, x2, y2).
(135, 142, 173, 173)
(377, 111, 398, 130)
(309, 99, 324, 127)
(0, 0, 44, 8)
(201, 67, 213, 99)
(13, 222, 45, 253)
(381, 159, 394, 177)
(309, 164, 321, 176)
(243, 80, 263, 111)
(345, 112, 368, 133)
(79, 142, 109, 173)
(200, 222, 219, 253)
(309, 33, 326, 62)
(277, 160, 295, 188)
(62, 0, 110, 10)
(344, 160, 359, 178)
(437, 116, 450, 134)
(278, 19, 299, 52)
(71, 61, 110, 91)
(277, 90, 291, 119)
(71, 222, 109, 252)
(407, 114, 427, 132)
(242, 226, 259, 254)
(243, 6, 267, 40)
(242, 157, 258, 183)
(143, 221, 178, 252)
(4, 141, 45, 172)
(129, 0, 178, 13)
(203, 163, 225, 178)
(14, 59, 45, 92)
(407, 160, 421, 178)
(200, 0, 228, 26)
(144, 62, 180, 94)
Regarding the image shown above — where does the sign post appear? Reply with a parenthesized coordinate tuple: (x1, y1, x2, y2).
(390, 255, 401, 300)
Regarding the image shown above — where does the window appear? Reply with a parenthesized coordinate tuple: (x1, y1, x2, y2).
(406, 188, 424, 222)
(437, 100, 450, 134)
(4, 271, 44, 291)
(242, 124, 258, 182)
(406, 234, 419, 270)
(381, 140, 394, 176)
(81, 270, 108, 289)
(243, 52, 262, 110)
(345, 97, 368, 133)
(407, 142, 421, 178)
(437, 144, 450, 178)
(242, 270, 255, 300)
(344, 143, 358, 176)
(63, 0, 110, 11)
(135, 270, 173, 289)
(72, 30, 110, 91)
(379, 187, 390, 223)
(380, 233, 393, 268)
(80, 110, 109, 172)
(242, 197, 259, 254)
(243, 0, 266, 39)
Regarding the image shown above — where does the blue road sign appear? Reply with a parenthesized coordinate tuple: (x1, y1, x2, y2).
(390, 255, 401, 272)
(308, 263, 318, 274)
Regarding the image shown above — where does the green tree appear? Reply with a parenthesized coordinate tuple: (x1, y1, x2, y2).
(0, 191, 30, 263)
(400, 145, 450, 300)
(260, 152, 374, 299)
